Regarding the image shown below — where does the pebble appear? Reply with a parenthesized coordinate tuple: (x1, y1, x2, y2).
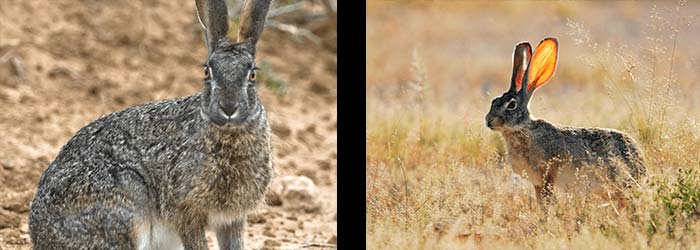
(270, 176, 321, 212)
(263, 239, 281, 248)
(1, 160, 13, 170)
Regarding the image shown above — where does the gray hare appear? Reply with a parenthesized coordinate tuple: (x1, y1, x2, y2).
(485, 38, 645, 208)
(29, 0, 273, 249)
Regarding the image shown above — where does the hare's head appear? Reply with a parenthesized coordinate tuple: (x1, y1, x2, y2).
(196, 0, 271, 127)
(486, 38, 559, 131)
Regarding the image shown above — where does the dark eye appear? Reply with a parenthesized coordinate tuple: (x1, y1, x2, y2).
(203, 65, 211, 80)
(249, 72, 256, 82)
(506, 99, 517, 110)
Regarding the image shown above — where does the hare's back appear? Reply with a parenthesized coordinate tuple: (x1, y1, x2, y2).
(559, 126, 646, 178)
(30, 94, 205, 246)
(31, 94, 204, 213)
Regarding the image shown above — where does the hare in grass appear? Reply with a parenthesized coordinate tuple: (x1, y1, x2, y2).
(485, 37, 645, 209)
(29, 0, 274, 249)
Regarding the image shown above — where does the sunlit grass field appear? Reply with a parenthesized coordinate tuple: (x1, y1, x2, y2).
(366, 1, 700, 249)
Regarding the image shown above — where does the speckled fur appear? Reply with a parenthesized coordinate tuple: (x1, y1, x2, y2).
(486, 38, 646, 207)
(29, 0, 273, 249)
(501, 119, 645, 188)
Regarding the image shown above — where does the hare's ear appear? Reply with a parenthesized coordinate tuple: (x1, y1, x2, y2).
(237, 0, 272, 54)
(196, 0, 230, 55)
(510, 42, 532, 92)
(526, 37, 558, 93)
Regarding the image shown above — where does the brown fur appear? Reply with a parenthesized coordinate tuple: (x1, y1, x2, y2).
(486, 38, 646, 209)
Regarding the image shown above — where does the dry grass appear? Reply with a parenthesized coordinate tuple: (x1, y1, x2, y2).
(366, 1, 700, 249)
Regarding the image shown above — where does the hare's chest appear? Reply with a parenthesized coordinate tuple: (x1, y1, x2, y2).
(503, 132, 544, 186)
(193, 155, 273, 210)
(508, 154, 544, 186)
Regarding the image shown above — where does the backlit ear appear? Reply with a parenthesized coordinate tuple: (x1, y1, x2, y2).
(510, 42, 532, 91)
(527, 38, 558, 92)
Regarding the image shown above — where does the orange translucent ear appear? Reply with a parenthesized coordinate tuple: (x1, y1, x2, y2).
(511, 42, 532, 91)
(527, 38, 558, 92)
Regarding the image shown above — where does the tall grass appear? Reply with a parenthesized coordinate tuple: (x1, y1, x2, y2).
(367, 1, 700, 249)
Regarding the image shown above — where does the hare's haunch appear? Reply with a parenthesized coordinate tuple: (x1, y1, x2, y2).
(485, 38, 645, 208)
(29, 0, 274, 249)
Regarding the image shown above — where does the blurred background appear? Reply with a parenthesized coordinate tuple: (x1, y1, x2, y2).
(368, 1, 700, 117)
(0, 0, 336, 249)
(367, 1, 700, 249)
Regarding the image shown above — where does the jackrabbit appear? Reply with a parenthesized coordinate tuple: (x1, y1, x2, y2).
(485, 38, 645, 208)
(29, 0, 273, 249)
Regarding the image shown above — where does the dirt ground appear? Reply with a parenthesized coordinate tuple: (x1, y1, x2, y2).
(0, 0, 336, 249)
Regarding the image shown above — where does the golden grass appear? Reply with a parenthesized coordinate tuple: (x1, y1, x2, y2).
(367, 1, 700, 249)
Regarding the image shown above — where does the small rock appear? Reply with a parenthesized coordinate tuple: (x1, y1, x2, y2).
(327, 234, 337, 244)
(246, 213, 267, 224)
(19, 223, 28, 233)
(265, 190, 283, 206)
(270, 176, 321, 212)
(263, 229, 275, 238)
(1, 160, 13, 170)
(263, 239, 280, 247)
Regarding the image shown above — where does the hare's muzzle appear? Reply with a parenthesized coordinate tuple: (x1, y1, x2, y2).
(486, 115, 504, 130)
(218, 99, 240, 118)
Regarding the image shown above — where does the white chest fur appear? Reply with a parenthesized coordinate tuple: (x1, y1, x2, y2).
(134, 219, 183, 250)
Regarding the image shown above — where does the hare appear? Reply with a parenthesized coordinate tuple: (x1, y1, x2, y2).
(485, 37, 645, 209)
(28, 0, 273, 249)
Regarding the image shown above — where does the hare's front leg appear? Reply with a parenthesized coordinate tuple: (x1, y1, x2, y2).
(216, 217, 245, 250)
(534, 182, 555, 210)
(178, 221, 208, 250)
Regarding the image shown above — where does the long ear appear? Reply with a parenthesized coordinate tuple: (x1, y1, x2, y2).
(510, 42, 532, 92)
(195, 0, 230, 55)
(237, 0, 271, 53)
(526, 37, 558, 93)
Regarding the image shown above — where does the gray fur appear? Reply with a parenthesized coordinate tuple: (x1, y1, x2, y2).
(237, 0, 271, 53)
(196, 0, 230, 54)
(486, 38, 646, 207)
(29, 0, 273, 249)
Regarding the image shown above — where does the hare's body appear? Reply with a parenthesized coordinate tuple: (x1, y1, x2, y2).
(502, 119, 644, 196)
(486, 38, 645, 207)
(29, 0, 275, 249)
(30, 93, 272, 249)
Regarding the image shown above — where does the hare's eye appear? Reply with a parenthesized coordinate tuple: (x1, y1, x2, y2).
(506, 99, 517, 110)
(204, 66, 211, 80)
(249, 72, 256, 81)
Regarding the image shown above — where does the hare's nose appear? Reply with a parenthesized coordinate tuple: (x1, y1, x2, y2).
(218, 100, 239, 117)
